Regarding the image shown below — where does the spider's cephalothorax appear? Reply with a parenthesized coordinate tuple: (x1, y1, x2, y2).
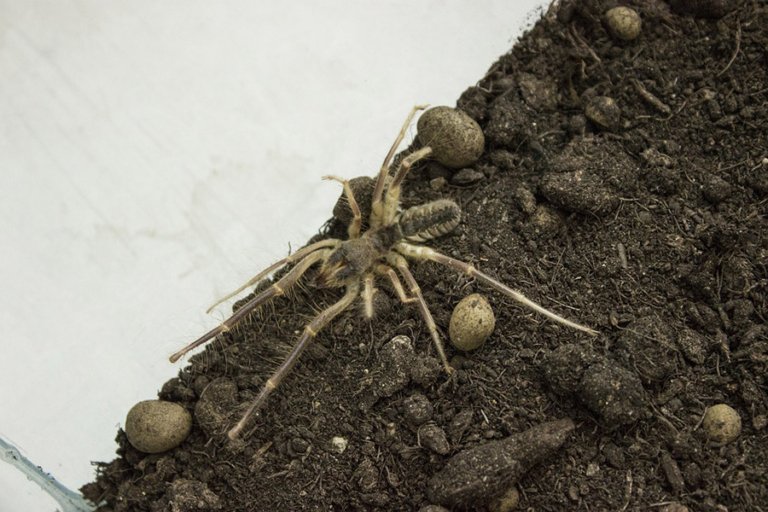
(318, 199, 461, 288)
(170, 105, 597, 440)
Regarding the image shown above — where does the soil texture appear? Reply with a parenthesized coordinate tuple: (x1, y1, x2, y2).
(83, 1, 767, 510)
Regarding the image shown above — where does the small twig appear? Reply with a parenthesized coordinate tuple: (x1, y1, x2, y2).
(631, 79, 671, 115)
(716, 21, 741, 77)
(616, 242, 628, 269)
(569, 24, 602, 64)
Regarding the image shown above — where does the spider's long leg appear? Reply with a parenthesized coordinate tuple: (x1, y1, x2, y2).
(205, 239, 340, 313)
(170, 249, 332, 363)
(323, 175, 363, 239)
(381, 146, 433, 225)
(395, 243, 598, 335)
(387, 255, 454, 374)
(370, 105, 429, 229)
(228, 282, 360, 439)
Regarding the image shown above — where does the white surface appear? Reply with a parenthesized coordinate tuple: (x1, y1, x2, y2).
(0, 1, 549, 510)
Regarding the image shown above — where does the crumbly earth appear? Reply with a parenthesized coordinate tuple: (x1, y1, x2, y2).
(83, 1, 767, 510)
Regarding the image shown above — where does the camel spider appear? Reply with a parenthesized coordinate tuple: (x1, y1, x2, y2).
(170, 105, 597, 440)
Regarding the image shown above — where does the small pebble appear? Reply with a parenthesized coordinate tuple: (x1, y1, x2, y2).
(702, 404, 741, 444)
(669, 0, 735, 18)
(540, 170, 619, 216)
(605, 7, 642, 41)
(702, 175, 732, 203)
(528, 205, 564, 237)
(125, 400, 192, 454)
(660, 503, 690, 512)
(449, 293, 496, 351)
(427, 418, 574, 507)
(448, 409, 474, 444)
(661, 452, 685, 492)
(419, 424, 451, 455)
(585, 96, 621, 131)
(430, 176, 447, 191)
(169, 479, 221, 511)
(403, 393, 434, 425)
(330, 436, 349, 454)
(417, 106, 485, 169)
(488, 487, 520, 512)
(578, 358, 650, 428)
(451, 168, 485, 186)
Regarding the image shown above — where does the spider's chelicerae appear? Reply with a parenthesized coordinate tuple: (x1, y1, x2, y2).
(170, 105, 597, 440)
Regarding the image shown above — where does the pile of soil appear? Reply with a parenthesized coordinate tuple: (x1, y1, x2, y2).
(83, 0, 767, 510)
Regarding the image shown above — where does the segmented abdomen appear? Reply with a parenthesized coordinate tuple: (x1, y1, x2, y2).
(398, 199, 461, 242)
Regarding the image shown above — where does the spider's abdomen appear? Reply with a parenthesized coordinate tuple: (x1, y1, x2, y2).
(398, 199, 461, 242)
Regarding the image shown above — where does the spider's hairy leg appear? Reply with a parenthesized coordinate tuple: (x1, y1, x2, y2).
(169, 249, 332, 363)
(228, 282, 360, 440)
(387, 254, 454, 374)
(370, 104, 429, 229)
(382, 146, 433, 225)
(395, 243, 599, 336)
(205, 239, 341, 314)
(323, 175, 363, 239)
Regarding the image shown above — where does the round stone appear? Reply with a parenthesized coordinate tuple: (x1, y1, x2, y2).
(417, 106, 485, 169)
(125, 399, 192, 453)
(449, 293, 496, 351)
(702, 403, 741, 444)
(605, 7, 642, 41)
(585, 96, 621, 131)
(489, 487, 520, 512)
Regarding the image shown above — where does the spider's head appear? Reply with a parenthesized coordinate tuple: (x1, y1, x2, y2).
(317, 238, 378, 288)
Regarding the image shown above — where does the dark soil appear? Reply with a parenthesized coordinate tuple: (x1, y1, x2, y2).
(83, 1, 768, 510)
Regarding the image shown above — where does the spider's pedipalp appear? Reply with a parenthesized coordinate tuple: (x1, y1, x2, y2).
(387, 253, 454, 374)
(323, 175, 363, 239)
(395, 242, 599, 336)
(228, 282, 360, 439)
(205, 239, 340, 314)
(382, 146, 433, 225)
(170, 248, 333, 363)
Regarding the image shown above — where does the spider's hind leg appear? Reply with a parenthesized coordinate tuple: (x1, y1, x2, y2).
(386, 254, 454, 375)
(228, 282, 360, 439)
(395, 243, 598, 336)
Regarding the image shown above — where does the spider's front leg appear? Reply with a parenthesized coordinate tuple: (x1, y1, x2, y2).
(395, 242, 598, 336)
(228, 282, 360, 439)
(205, 238, 340, 314)
(169, 247, 335, 363)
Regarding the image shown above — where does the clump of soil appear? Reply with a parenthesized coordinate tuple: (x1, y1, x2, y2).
(83, 1, 767, 510)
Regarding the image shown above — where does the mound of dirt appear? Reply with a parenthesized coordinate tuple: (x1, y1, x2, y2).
(83, 1, 767, 510)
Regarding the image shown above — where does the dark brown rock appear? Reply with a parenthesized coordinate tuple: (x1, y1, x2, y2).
(426, 418, 575, 507)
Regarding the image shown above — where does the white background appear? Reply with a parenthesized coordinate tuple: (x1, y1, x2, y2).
(0, 1, 549, 510)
